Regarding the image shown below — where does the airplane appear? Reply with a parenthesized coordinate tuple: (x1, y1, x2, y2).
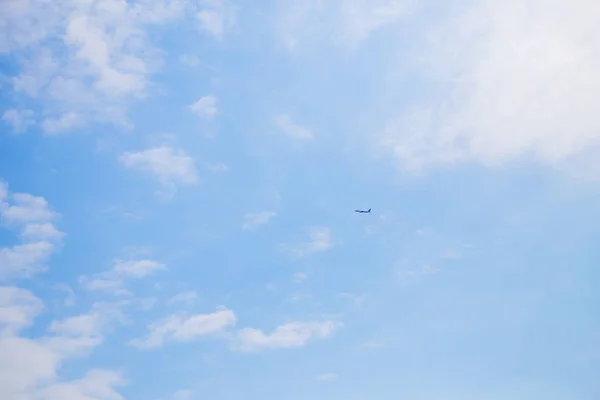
(354, 208, 371, 213)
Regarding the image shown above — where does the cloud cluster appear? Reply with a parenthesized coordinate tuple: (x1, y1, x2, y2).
(1, 0, 238, 135)
(0, 286, 126, 400)
(1, 0, 189, 133)
(0, 178, 144, 400)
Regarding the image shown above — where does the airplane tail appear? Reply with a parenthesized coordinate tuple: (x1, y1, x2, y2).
(368, 208, 371, 212)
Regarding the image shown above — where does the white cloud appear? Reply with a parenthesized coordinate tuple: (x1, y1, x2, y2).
(335, 0, 414, 46)
(0, 182, 126, 399)
(79, 258, 165, 296)
(1, 192, 56, 224)
(236, 320, 340, 352)
(274, 114, 313, 140)
(381, 0, 600, 176)
(289, 292, 311, 303)
(41, 112, 84, 134)
(170, 389, 193, 400)
(79, 277, 128, 296)
(130, 307, 236, 349)
(179, 54, 202, 67)
(364, 339, 385, 348)
(2, 109, 34, 134)
(0, 242, 56, 280)
(119, 146, 198, 197)
(276, 0, 414, 51)
(168, 291, 199, 305)
(36, 369, 126, 400)
(54, 284, 76, 307)
(45, 302, 125, 358)
(0, 181, 7, 201)
(280, 227, 333, 257)
(442, 250, 462, 260)
(242, 211, 276, 230)
(316, 373, 338, 382)
(338, 293, 366, 305)
(156, 389, 194, 400)
(188, 95, 218, 118)
(0, 336, 124, 400)
(20, 223, 64, 241)
(49, 303, 125, 337)
(112, 259, 166, 278)
(194, 0, 237, 39)
(0, 336, 60, 400)
(398, 264, 439, 279)
(0, 181, 63, 281)
(292, 272, 307, 283)
(0, 293, 127, 400)
(205, 162, 229, 173)
(50, 307, 112, 337)
(0, 286, 44, 336)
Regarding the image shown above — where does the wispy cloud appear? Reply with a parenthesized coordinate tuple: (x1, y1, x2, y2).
(41, 112, 84, 134)
(235, 320, 340, 352)
(194, 0, 238, 39)
(46, 302, 126, 356)
(169, 389, 194, 400)
(0, 180, 130, 400)
(37, 370, 126, 400)
(2, 109, 34, 134)
(242, 211, 277, 230)
(398, 264, 439, 280)
(292, 272, 308, 283)
(0, 286, 44, 336)
(338, 293, 366, 306)
(79, 258, 166, 296)
(316, 373, 338, 382)
(3, 0, 187, 132)
(130, 307, 236, 349)
(119, 146, 198, 198)
(54, 284, 76, 307)
(112, 259, 166, 279)
(274, 114, 313, 140)
(188, 95, 218, 119)
(276, 0, 414, 51)
(0, 181, 64, 280)
(0, 288, 128, 400)
(168, 291, 199, 305)
(179, 54, 202, 68)
(280, 227, 333, 257)
(205, 162, 229, 173)
(364, 339, 385, 349)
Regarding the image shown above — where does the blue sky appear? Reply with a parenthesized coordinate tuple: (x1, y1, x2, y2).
(1, 0, 599, 399)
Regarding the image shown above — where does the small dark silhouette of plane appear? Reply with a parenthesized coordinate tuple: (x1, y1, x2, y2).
(354, 208, 371, 213)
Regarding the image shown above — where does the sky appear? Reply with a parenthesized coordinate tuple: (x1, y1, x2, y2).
(1, 0, 599, 399)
